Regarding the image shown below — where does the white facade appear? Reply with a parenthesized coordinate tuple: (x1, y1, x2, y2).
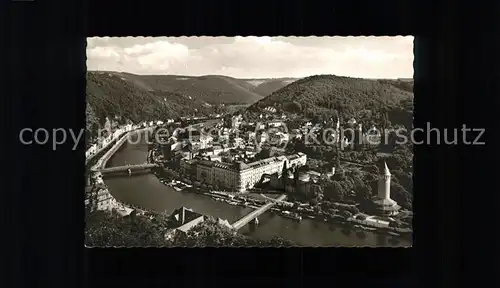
(268, 121, 283, 128)
(195, 153, 307, 192)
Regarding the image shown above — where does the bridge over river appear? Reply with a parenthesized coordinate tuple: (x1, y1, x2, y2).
(231, 194, 287, 230)
(92, 163, 159, 175)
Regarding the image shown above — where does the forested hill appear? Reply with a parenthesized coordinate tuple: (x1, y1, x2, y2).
(246, 75, 414, 127)
(86, 71, 214, 134)
(92, 72, 297, 105)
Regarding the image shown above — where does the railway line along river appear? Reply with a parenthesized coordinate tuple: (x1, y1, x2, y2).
(104, 131, 411, 247)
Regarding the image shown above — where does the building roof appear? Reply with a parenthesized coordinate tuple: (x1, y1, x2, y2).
(176, 216, 204, 233)
(198, 159, 236, 171)
(170, 206, 203, 226)
(236, 161, 249, 170)
(197, 153, 305, 172)
(384, 162, 391, 175)
(298, 172, 311, 182)
(373, 198, 398, 207)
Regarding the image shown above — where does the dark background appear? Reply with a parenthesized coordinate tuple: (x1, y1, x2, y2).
(2, 0, 498, 287)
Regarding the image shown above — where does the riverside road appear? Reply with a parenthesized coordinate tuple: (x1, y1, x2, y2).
(103, 131, 411, 246)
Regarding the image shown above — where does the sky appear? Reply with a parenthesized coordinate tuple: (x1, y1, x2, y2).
(86, 36, 414, 79)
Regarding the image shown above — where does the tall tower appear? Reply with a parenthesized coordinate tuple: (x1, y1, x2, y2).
(372, 161, 400, 215)
(355, 123, 363, 149)
(335, 118, 340, 144)
(378, 162, 391, 200)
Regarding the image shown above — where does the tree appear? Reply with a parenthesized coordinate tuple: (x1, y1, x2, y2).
(265, 236, 295, 247)
(85, 210, 170, 247)
(310, 184, 324, 199)
(356, 214, 367, 221)
(283, 101, 302, 113)
(323, 180, 345, 201)
(393, 170, 412, 192)
(367, 164, 379, 175)
(390, 182, 413, 210)
(353, 177, 372, 201)
(340, 210, 353, 219)
(389, 221, 401, 228)
(170, 218, 298, 247)
(255, 148, 271, 160)
(349, 206, 360, 215)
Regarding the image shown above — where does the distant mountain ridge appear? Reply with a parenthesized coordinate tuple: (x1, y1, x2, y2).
(85, 71, 299, 144)
(91, 71, 297, 105)
(86, 71, 214, 134)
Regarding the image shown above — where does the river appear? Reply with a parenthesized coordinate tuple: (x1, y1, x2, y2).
(104, 132, 411, 247)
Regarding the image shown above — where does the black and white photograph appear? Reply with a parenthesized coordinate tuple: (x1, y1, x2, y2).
(84, 36, 414, 247)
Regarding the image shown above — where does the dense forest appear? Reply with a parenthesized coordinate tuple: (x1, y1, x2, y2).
(246, 75, 414, 128)
(97, 72, 294, 105)
(86, 72, 215, 138)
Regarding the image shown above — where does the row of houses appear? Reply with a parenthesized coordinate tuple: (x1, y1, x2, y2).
(85, 123, 135, 159)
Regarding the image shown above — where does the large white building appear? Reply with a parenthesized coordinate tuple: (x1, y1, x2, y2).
(196, 153, 307, 192)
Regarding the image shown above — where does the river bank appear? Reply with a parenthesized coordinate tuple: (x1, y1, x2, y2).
(102, 129, 411, 246)
(147, 137, 413, 240)
(151, 163, 412, 240)
(86, 128, 156, 217)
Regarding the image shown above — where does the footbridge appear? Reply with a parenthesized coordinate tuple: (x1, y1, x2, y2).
(231, 194, 287, 230)
(260, 194, 294, 207)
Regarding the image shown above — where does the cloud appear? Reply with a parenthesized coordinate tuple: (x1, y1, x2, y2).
(86, 36, 414, 79)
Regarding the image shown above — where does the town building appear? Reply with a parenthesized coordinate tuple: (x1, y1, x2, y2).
(264, 106, 277, 113)
(164, 207, 232, 240)
(85, 172, 117, 212)
(267, 168, 330, 197)
(232, 114, 243, 129)
(180, 159, 198, 176)
(195, 153, 307, 192)
(268, 120, 283, 128)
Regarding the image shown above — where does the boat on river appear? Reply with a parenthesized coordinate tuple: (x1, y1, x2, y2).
(282, 211, 302, 221)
